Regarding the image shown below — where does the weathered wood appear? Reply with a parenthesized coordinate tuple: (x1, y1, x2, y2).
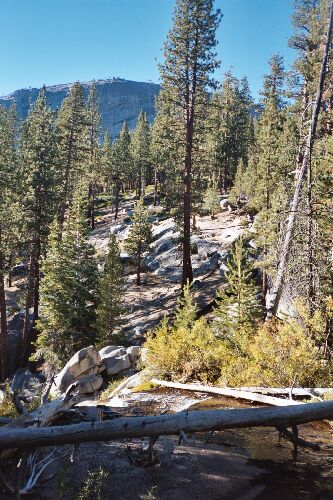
(151, 379, 301, 406)
(6, 382, 80, 429)
(1, 400, 333, 450)
(236, 387, 332, 398)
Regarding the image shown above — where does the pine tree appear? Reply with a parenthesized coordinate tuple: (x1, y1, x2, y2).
(86, 82, 102, 229)
(131, 111, 151, 197)
(174, 281, 198, 330)
(111, 122, 132, 219)
(214, 237, 262, 350)
(19, 87, 59, 362)
(0, 105, 17, 379)
(35, 183, 99, 367)
(248, 55, 286, 296)
(125, 198, 152, 286)
(202, 185, 220, 218)
(96, 235, 125, 347)
(56, 82, 88, 228)
(159, 0, 222, 286)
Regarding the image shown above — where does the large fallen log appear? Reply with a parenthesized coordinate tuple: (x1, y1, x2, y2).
(150, 379, 301, 406)
(1, 400, 333, 450)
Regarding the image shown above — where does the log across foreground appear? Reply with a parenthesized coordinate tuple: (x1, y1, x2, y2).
(1, 400, 333, 450)
(151, 379, 301, 406)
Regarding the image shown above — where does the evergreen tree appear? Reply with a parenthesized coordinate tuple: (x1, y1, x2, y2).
(96, 234, 125, 346)
(0, 105, 17, 379)
(19, 88, 59, 361)
(247, 55, 286, 296)
(86, 82, 101, 229)
(125, 198, 152, 286)
(202, 185, 220, 218)
(35, 183, 99, 367)
(111, 122, 132, 219)
(56, 82, 88, 228)
(214, 237, 262, 350)
(131, 111, 151, 197)
(159, 0, 222, 286)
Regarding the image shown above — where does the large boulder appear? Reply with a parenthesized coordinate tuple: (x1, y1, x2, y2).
(53, 346, 101, 394)
(126, 346, 141, 363)
(99, 345, 131, 376)
(11, 368, 44, 403)
(99, 346, 127, 359)
(76, 374, 103, 394)
(103, 354, 131, 376)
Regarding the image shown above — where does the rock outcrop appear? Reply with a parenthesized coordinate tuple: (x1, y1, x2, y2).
(0, 79, 160, 138)
(53, 346, 103, 395)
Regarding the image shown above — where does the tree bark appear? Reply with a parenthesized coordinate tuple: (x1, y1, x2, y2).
(266, 4, 333, 318)
(2, 399, 333, 450)
(0, 244, 8, 381)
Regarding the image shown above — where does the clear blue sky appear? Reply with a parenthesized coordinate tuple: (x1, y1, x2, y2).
(0, 0, 295, 100)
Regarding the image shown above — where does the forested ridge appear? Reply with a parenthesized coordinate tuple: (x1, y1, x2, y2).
(0, 0, 333, 497)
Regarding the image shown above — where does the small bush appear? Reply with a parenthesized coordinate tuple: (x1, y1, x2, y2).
(99, 377, 127, 401)
(144, 316, 225, 384)
(76, 467, 109, 500)
(0, 386, 18, 418)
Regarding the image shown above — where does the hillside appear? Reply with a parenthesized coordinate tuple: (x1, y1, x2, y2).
(0, 78, 160, 137)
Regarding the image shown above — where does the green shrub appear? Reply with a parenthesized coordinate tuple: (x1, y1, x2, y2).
(76, 467, 109, 500)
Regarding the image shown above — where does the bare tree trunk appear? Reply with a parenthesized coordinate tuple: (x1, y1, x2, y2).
(0, 245, 8, 381)
(266, 4, 333, 319)
(137, 251, 141, 286)
(153, 167, 158, 206)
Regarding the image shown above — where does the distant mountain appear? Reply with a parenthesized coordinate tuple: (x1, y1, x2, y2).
(0, 78, 160, 138)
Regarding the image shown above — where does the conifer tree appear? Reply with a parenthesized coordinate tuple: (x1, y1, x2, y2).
(111, 122, 132, 218)
(131, 111, 151, 197)
(19, 88, 58, 361)
(86, 82, 101, 229)
(125, 198, 152, 286)
(214, 237, 262, 349)
(101, 131, 112, 192)
(0, 105, 17, 379)
(248, 55, 286, 296)
(202, 185, 220, 218)
(96, 234, 125, 347)
(159, 0, 222, 286)
(35, 183, 99, 367)
(56, 82, 88, 228)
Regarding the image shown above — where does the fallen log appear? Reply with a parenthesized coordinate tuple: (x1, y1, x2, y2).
(1, 400, 333, 450)
(150, 379, 301, 406)
(236, 387, 332, 398)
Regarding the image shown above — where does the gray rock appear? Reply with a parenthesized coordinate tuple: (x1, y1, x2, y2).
(0, 390, 4, 403)
(54, 346, 101, 394)
(0, 79, 160, 139)
(104, 354, 131, 375)
(99, 346, 127, 359)
(110, 224, 126, 235)
(11, 368, 44, 402)
(155, 266, 182, 283)
(76, 374, 103, 394)
(126, 346, 141, 363)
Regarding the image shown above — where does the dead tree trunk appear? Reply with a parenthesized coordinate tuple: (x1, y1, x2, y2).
(2, 399, 333, 450)
(0, 245, 8, 381)
(266, 3, 333, 318)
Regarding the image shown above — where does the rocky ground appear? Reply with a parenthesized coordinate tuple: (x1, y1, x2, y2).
(89, 195, 247, 343)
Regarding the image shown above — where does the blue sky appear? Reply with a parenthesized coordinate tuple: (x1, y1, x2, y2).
(0, 0, 294, 100)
